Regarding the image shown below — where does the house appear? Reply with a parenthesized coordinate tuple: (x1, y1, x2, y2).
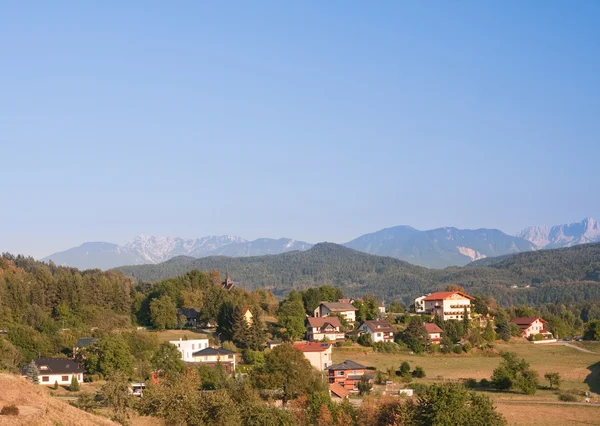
(326, 360, 372, 391)
(358, 320, 395, 343)
(422, 291, 474, 321)
(306, 317, 345, 342)
(424, 323, 443, 344)
(293, 342, 333, 370)
(242, 308, 253, 326)
(313, 300, 357, 323)
(192, 347, 237, 373)
(73, 337, 95, 354)
(414, 295, 429, 314)
(178, 308, 200, 326)
(24, 358, 84, 386)
(329, 383, 350, 401)
(169, 338, 210, 362)
(511, 317, 550, 339)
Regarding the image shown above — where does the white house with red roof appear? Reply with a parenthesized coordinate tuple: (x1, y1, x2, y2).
(424, 322, 443, 344)
(510, 317, 550, 339)
(306, 317, 345, 342)
(422, 291, 474, 321)
(293, 342, 333, 370)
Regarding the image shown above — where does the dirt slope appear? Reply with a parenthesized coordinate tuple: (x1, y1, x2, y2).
(0, 374, 116, 426)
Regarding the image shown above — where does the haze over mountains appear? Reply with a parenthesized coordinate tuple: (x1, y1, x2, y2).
(40, 217, 599, 270)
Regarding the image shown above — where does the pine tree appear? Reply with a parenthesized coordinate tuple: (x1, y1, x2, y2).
(70, 375, 80, 391)
(24, 361, 39, 384)
(483, 320, 497, 342)
(463, 307, 470, 331)
(231, 308, 251, 348)
(247, 309, 266, 351)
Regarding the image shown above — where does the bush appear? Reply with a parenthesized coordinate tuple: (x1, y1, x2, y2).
(412, 366, 425, 378)
(452, 345, 463, 354)
(558, 392, 579, 402)
(0, 405, 19, 416)
(357, 333, 373, 347)
(53, 380, 59, 390)
(428, 343, 440, 353)
(243, 349, 265, 366)
(400, 361, 411, 375)
(372, 342, 402, 353)
(221, 341, 238, 352)
(70, 375, 80, 392)
(407, 382, 429, 395)
(479, 378, 490, 388)
(464, 378, 477, 388)
(462, 342, 472, 353)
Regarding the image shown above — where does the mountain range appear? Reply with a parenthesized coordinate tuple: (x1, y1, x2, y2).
(41, 217, 600, 270)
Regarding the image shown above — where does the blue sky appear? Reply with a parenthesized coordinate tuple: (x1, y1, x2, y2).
(1, 2, 599, 258)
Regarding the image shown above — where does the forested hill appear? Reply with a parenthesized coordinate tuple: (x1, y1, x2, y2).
(469, 242, 600, 282)
(116, 242, 600, 306)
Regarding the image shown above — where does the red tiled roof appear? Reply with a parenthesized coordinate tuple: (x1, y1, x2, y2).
(329, 383, 350, 398)
(307, 316, 341, 328)
(424, 323, 443, 333)
(423, 291, 474, 301)
(510, 317, 546, 326)
(293, 342, 332, 352)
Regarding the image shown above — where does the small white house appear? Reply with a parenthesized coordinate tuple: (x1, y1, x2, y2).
(414, 295, 429, 314)
(313, 301, 357, 323)
(24, 358, 84, 386)
(358, 320, 395, 343)
(169, 338, 210, 362)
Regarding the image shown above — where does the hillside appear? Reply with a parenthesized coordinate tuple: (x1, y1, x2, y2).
(0, 373, 115, 426)
(344, 226, 535, 268)
(116, 242, 600, 306)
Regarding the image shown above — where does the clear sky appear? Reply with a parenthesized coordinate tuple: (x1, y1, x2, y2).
(1, 2, 599, 258)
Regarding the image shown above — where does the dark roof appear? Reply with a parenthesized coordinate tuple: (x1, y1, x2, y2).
(511, 317, 546, 325)
(178, 307, 200, 318)
(326, 359, 366, 371)
(320, 302, 357, 312)
(75, 337, 95, 348)
(193, 347, 237, 356)
(26, 358, 85, 375)
(361, 320, 396, 334)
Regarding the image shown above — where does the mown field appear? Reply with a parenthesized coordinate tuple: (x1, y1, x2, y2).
(333, 340, 600, 426)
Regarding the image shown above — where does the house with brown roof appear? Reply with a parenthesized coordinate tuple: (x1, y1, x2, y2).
(424, 322, 443, 344)
(306, 317, 345, 342)
(329, 383, 350, 400)
(511, 317, 551, 339)
(326, 359, 372, 391)
(422, 291, 474, 321)
(358, 320, 395, 343)
(313, 300, 357, 323)
(293, 342, 333, 370)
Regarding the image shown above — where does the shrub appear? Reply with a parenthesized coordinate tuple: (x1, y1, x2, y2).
(53, 380, 59, 390)
(399, 361, 411, 375)
(412, 366, 425, 378)
(533, 334, 543, 341)
(452, 345, 463, 354)
(558, 392, 579, 402)
(372, 342, 402, 353)
(428, 343, 440, 353)
(462, 342, 472, 353)
(70, 375, 80, 392)
(221, 341, 238, 352)
(407, 382, 429, 395)
(357, 333, 373, 347)
(243, 349, 265, 366)
(464, 378, 477, 388)
(479, 378, 490, 388)
(0, 405, 19, 415)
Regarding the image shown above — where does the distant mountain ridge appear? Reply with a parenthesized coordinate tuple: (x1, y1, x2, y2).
(344, 226, 535, 268)
(42, 235, 313, 270)
(517, 217, 600, 249)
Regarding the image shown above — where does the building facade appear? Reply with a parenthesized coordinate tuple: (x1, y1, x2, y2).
(306, 317, 345, 342)
(326, 360, 370, 391)
(358, 320, 395, 343)
(293, 342, 333, 370)
(169, 338, 210, 362)
(422, 291, 474, 321)
(313, 300, 357, 323)
(424, 322, 443, 344)
(511, 317, 549, 338)
(192, 347, 237, 372)
(24, 358, 84, 386)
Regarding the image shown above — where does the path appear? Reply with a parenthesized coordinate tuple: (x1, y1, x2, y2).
(548, 343, 597, 354)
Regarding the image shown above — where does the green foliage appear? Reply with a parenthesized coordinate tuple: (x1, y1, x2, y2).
(452, 345, 463, 354)
(251, 343, 327, 405)
(81, 335, 134, 377)
(401, 317, 428, 354)
(198, 363, 228, 390)
(358, 375, 372, 395)
(277, 300, 306, 341)
(400, 361, 411, 375)
(372, 342, 403, 353)
(102, 371, 133, 422)
(151, 342, 184, 376)
(0, 338, 20, 373)
(357, 333, 373, 347)
(243, 349, 265, 366)
(558, 392, 579, 402)
(389, 301, 405, 313)
(583, 320, 600, 340)
(24, 360, 39, 384)
(149, 295, 177, 331)
(462, 342, 472, 353)
(70, 375, 80, 391)
(53, 380, 59, 390)
(544, 372, 561, 390)
(491, 352, 539, 394)
(412, 366, 425, 378)
(483, 320, 496, 342)
(300, 285, 344, 315)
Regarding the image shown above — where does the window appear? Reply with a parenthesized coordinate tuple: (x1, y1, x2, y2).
(337, 371, 344, 376)
(192, 344, 195, 350)
(62, 376, 68, 381)
(42, 376, 49, 382)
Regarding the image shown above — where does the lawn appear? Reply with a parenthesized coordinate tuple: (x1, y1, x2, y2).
(332, 340, 600, 394)
(494, 401, 600, 426)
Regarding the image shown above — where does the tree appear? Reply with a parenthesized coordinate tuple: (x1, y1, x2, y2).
(102, 371, 132, 423)
(544, 372, 561, 390)
(491, 352, 539, 394)
(583, 320, 600, 341)
(151, 342, 184, 376)
(24, 360, 39, 384)
(402, 317, 428, 353)
(495, 313, 512, 342)
(399, 361, 411, 376)
(358, 375, 372, 395)
(247, 308, 267, 351)
(389, 301, 404, 313)
(462, 307, 470, 331)
(70, 375, 80, 391)
(53, 380, 59, 390)
(357, 333, 373, 347)
(277, 300, 306, 341)
(483, 320, 497, 342)
(412, 366, 426, 378)
(416, 383, 506, 426)
(85, 335, 134, 376)
(251, 343, 327, 405)
(149, 295, 177, 331)
(446, 284, 466, 293)
(0, 338, 20, 373)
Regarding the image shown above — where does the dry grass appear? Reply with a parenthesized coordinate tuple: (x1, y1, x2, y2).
(494, 402, 600, 426)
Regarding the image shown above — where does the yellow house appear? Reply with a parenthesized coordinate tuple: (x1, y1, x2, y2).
(242, 308, 253, 326)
